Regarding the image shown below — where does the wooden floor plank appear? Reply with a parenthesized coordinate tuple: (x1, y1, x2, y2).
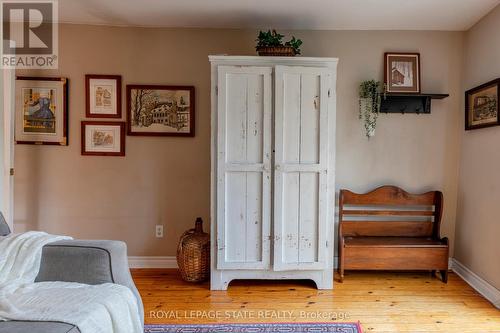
(133, 269, 500, 332)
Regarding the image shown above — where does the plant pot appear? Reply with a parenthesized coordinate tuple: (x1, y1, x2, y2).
(256, 46, 296, 56)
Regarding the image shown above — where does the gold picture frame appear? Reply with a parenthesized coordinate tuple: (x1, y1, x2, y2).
(15, 77, 68, 145)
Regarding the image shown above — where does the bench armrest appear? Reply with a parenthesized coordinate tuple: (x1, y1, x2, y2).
(35, 239, 144, 326)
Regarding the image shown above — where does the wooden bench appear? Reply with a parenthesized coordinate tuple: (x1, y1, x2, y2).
(338, 185, 449, 283)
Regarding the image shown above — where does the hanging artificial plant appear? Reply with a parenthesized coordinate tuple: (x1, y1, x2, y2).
(359, 80, 383, 138)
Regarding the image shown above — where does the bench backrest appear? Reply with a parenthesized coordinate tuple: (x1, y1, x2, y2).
(339, 186, 443, 238)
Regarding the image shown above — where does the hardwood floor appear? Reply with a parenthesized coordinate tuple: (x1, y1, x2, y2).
(133, 269, 500, 332)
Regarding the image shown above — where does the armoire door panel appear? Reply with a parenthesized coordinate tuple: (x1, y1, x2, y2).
(282, 72, 301, 164)
(281, 172, 320, 264)
(299, 74, 321, 164)
(282, 72, 321, 165)
(225, 73, 264, 164)
(298, 172, 319, 263)
(216, 66, 272, 270)
(225, 172, 263, 263)
(274, 65, 331, 271)
(282, 172, 300, 264)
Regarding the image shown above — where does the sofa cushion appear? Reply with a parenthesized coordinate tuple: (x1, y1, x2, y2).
(0, 213, 10, 236)
(36, 244, 114, 285)
(0, 321, 80, 333)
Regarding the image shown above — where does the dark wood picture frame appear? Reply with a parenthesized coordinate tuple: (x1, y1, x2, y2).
(81, 121, 126, 156)
(465, 79, 500, 131)
(15, 76, 68, 145)
(126, 85, 195, 137)
(384, 52, 421, 94)
(85, 74, 122, 118)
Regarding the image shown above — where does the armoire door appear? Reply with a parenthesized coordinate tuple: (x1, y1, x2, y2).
(273, 65, 331, 271)
(216, 66, 272, 270)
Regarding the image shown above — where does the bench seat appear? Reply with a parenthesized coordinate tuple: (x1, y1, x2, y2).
(344, 236, 447, 247)
(338, 186, 449, 283)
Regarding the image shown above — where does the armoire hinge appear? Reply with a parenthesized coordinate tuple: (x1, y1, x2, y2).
(216, 86, 218, 95)
(328, 89, 331, 97)
(326, 241, 329, 248)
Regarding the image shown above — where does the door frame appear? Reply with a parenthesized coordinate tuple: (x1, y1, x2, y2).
(1, 68, 15, 231)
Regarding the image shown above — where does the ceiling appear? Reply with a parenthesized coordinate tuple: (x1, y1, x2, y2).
(59, 0, 500, 31)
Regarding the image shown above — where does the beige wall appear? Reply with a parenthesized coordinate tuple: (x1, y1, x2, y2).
(15, 25, 463, 257)
(455, 5, 500, 289)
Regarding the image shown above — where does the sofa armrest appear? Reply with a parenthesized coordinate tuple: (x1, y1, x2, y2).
(35, 239, 144, 326)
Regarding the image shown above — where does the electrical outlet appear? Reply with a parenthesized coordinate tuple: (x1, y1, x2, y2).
(155, 225, 164, 238)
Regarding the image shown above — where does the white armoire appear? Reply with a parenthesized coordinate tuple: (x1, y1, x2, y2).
(209, 56, 337, 290)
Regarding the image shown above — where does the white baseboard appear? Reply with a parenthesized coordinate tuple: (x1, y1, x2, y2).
(450, 258, 500, 309)
(128, 256, 178, 269)
(129, 256, 339, 269)
(129, 257, 453, 272)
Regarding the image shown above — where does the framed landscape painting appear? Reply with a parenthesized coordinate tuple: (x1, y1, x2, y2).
(15, 77, 68, 145)
(81, 121, 125, 156)
(465, 79, 499, 130)
(85, 75, 122, 118)
(384, 53, 420, 93)
(126, 85, 195, 136)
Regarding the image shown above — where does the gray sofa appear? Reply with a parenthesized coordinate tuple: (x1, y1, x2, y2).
(0, 215, 144, 333)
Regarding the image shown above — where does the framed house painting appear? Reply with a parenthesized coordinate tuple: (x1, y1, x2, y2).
(465, 79, 499, 130)
(384, 53, 420, 93)
(15, 77, 68, 145)
(85, 75, 121, 118)
(81, 121, 125, 156)
(126, 85, 195, 136)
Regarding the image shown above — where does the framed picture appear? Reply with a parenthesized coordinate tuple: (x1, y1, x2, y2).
(126, 85, 195, 136)
(85, 75, 121, 118)
(15, 77, 68, 145)
(465, 79, 499, 130)
(81, 121, 125, 156)
(384, 53, 420, 93)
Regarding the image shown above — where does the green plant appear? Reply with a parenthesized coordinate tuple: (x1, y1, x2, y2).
(359, 80, 383, 138)
(285, 36, 303, 55)
(256, 30, 303, 54)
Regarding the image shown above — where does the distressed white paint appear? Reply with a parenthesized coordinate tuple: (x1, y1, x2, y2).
(216, 65, 272, 270)
(0, 68, 15, 230)
(274, 66, 330, 271)
(210, 56, 337, 290)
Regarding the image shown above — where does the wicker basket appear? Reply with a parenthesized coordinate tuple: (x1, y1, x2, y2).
(256, 46, 296, 56)
(177, 217, 210, 282)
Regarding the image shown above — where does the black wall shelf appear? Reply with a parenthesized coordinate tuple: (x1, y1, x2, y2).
(380, 93, 449, 114)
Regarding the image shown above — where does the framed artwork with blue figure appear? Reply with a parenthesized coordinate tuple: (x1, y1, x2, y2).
(15, 77, 68, 145)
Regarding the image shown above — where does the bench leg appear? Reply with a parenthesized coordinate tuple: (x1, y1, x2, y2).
(440, 270, 448, 283)
(338, 265, 344, 283)
(338, 253, 344, 283)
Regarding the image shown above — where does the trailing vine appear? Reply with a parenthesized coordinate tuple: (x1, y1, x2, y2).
(359, 80, 383, 138)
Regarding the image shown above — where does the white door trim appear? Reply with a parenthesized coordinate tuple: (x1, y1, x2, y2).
(1, 68, 15, 231)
